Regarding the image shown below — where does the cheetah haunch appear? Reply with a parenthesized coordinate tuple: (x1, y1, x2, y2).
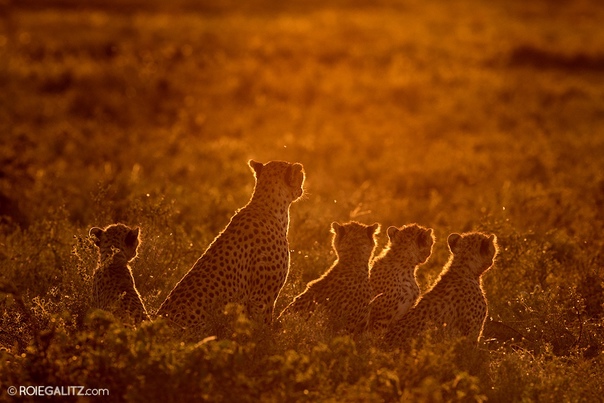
(89, 223, 149, 325)
(157, 160, 305, 334)
(384, 232, 498, 347)
(369, 224, 434, 334)
(278, 221, 380, 333)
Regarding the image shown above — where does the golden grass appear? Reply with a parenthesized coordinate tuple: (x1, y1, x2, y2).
(1, 0, 604, 400)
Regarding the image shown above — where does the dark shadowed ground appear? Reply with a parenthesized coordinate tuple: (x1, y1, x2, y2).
(1, 0, 603, 400)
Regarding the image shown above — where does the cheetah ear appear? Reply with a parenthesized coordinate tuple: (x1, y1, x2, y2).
(125, 227, 140, 247)
(284, 162, 304, 188)
(386, 226, 399, 240)
(249, 160, 264, 177)
(89, 227, 104, 247)
(491, 234, 499, 254)
(367, 223, 380, 239)
(418, 228, 434, 248)
(285, 164, 295, 186)
(331, 222, 344, 237)
(447, 233, 462, 253)
(481, 234, 497, 257)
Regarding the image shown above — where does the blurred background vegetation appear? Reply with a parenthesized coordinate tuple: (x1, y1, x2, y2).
(1, 0, 603, 400)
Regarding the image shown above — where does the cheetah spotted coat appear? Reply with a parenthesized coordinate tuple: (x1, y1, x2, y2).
(278, 221, 380, 333)
(368, 224, 434, 334)
(90, 224, 149, 325)
(384, 232, 498, 347)
(157, 160, 305, 333)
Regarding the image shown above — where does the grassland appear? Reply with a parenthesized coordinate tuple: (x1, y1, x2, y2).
(1, 0, 604, 401)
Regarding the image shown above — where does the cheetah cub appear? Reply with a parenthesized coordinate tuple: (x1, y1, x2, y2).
(278, 221, 380, 333)
(384, 232, 498, 347)
(368, 224, 434, 334)
(89, 224, 149, 325)
(157, 160, 305, 333)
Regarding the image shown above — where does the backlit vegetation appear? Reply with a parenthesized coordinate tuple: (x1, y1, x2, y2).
(1, 0, 604, 400)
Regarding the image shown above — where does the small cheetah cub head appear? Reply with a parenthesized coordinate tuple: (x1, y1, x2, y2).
(89, 223, 140, 265)
(332, 221, 380, 261)
(386, 224, 435, 265)
(448, 232, 498, 277)
(249, 160, 305, 202)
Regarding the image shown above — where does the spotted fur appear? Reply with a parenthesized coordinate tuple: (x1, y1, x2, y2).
(89, 223, 149, 325)
(278, 221, 380, 333)
(384, 232, 498, 347)
(157, 160, 305, 333)
(369, 224, 434, 333)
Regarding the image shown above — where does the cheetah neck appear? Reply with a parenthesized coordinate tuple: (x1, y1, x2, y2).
(374, 253, 418, 277)
(336, 251, 372, 274)
(332, 261, 370, 279)
(246, 193, 291, 229)
(444, 258, 479, 280)
(99, 248, 130, 265)
(98, 258, 134, 278)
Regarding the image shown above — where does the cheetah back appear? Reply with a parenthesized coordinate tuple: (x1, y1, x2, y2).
(384, 232, 498, 347)
(157, 160, 305, 333)
(279, 221, 379, 333)
(369, 224, 434, 333)
(90, 224, 149, 325)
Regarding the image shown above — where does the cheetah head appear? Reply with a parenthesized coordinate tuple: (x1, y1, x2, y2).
(387, 224, 435, 264)
(249, 160, 305, 202)
(447, 232, 498, 276)
(331, 221, 380, 260)
(89, 223, 140, 264)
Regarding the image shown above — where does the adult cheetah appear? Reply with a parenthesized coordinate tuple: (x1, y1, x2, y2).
(384, 232, 498, 347)
(278, 221, 380, 333)
(157, 160, 305, 333)
(89, 223, 149, 325)
(368, 224, 434, 334)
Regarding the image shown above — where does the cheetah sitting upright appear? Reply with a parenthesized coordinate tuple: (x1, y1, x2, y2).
(89, 224, 149, 325)
(278, 221, 380, 333)
(384, 232, 498, 347)
(368, 224, 434, 334)
(157, 160, 305, 333)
